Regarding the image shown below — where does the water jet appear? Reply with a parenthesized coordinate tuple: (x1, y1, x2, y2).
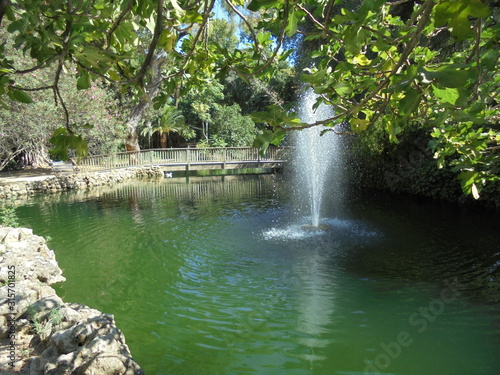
(294, 89, 340, 228)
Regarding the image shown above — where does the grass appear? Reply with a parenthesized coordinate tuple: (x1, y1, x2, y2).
(27, 305, 63, 336)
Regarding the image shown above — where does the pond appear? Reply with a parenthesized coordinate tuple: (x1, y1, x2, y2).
(16, 175, 500, 375)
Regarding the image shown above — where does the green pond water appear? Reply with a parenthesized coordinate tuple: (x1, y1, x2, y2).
(15, 175, 500, 375)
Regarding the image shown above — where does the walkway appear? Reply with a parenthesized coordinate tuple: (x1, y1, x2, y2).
(0, 147, 291, 184)
(76, 147, 290, 172)
(0, 168, 56, 184)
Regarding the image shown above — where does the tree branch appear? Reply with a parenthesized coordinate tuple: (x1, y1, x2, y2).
(8, 85, 53, 92)
(180, 0, 216, 72)
(295, 2, 335, 40)
(0, 0, 9, 25)
(278, 0, 436, 131)
(105, 0, 133, 51)
(128, 0, 164, 87)
(247, 1, 290, 76)
(53, 1, 74, 133)
(387, 0, 413, 6)
(223, 0, 261, 56)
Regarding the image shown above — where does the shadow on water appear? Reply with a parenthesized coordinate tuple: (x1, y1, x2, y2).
(14, 175, 500, 375)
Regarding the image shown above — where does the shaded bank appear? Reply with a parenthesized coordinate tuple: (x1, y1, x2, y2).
(346, 126, 500, 208)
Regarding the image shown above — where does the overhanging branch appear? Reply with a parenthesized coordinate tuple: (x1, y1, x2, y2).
(278, 0, 436, 131)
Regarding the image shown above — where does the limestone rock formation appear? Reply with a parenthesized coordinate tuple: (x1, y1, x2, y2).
(0, 166, 163, 199)
(0, 227, 144, 374)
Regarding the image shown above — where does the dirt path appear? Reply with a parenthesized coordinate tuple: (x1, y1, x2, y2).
(0, 169, 55, 184)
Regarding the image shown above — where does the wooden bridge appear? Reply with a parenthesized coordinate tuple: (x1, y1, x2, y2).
(75, 146, 291, 173)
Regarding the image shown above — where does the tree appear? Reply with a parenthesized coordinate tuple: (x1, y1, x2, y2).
(223, 61, 297, 115)
(212, 103, 257, 146)
(140, 104, 193, 148)
(179, 81, 225, 143)
(178, 80, 259, 147)
(247, 0, 499, 198)
(0, 31, 125, 169)
(1, 0, 498, 197)
(0, 0, 236, 152)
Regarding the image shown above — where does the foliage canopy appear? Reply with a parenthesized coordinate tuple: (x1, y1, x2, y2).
(1, 0, 498, 197)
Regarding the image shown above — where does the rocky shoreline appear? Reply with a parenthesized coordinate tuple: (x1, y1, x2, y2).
(0, 227, 144, 374)
(0, 166, 164, 200)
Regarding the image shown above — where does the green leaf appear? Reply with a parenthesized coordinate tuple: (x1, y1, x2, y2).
(399, 88, 421, 117)
(301, 68, 327, 85)
(386, 118, 401, 143)
(76, 71, 91, 90)
(159, 29, 175, 52)
(257, 32, 272, 44)
(50, 128, 89, 160)
(344, 26, 363, 55)
(183, 10, 203, 23)
(114, 21, 137, 49)
(423, 66, 470, 88)
(481, 50, 498, 71)
(333, 82, 353, 97)
(434, 0, 491, 41)
(384, 79, 413, 93)
(457, 170, 482, 197)
(7, 18, 28, 33)
(8, 89, 33, 103)
(334, 8, 358, 23)
(286, 10, 303, 37)
(253, 129, 286, 157)
(360, 0, 386, 13)
(350, 117, 370, 133)
(354, 54, 371, 66)
(247, 0, 281, 11)
(74, 46, 118, 65)
(251, 105, 305, 128)
(432, 85, 459, 105)
(94, 0, 106, 9)
(4, 4, 15, 21)
(169, 0, 186, 17)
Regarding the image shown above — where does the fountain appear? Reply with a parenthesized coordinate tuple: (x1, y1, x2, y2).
(294, 89, 340, 229)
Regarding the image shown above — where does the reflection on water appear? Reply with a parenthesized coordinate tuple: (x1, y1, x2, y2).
(291, 250, 336, 366)
(15, 175, 500, 375)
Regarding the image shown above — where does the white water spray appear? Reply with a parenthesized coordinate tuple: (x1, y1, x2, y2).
(294, 90, 339, 227)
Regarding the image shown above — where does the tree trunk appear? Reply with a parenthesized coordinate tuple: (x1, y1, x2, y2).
(160, 132, 168, 148)
(202, 121, 209, 143)
(125, 98, 149, 152)
(124, 52, 167, 152)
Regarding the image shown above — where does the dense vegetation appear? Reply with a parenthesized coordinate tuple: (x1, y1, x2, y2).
(0, 8, 296, 167)
(0, 0, 498, 202)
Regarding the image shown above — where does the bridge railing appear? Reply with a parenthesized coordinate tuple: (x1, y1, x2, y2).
(76, 146, 291, 172)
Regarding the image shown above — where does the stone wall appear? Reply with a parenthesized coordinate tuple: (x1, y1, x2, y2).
(0, 167, 164, 200)
(0, 227, 144, 374)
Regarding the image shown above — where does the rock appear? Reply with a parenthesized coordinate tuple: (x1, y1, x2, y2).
(0, 166, 163, 199)
(0, 315, 7, 338)
(0, 227, 144, 374)
(0, 228, 65, 286)
(40, 310, 143, 374)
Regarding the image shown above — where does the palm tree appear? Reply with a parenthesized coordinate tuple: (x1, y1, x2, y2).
(141, 105, 186, 148)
